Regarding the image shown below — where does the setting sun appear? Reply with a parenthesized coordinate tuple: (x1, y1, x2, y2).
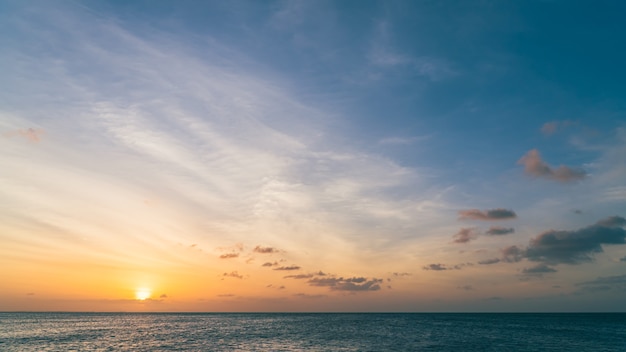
(135, 289, 151, 301)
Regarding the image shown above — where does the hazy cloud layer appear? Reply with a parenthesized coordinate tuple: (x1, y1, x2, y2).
(518, 149, 586, 182)
(458, 209, 517, 221)
(422, 263, 469, 271)
(273, 265, 301, 271)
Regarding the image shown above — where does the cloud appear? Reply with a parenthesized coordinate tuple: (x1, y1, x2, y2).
(621, 256, 626, 262)
(478, 258, 501, 265)
(223, 271, 244, 279)
(457, 285, 473, 291)
(219, 253, 239, 259)
(486, 227, 514, 236)
(452, 227, 479, 243)
(458, 208, 517, 221)
(541, 120, 574, 136)
(518, 149, 586, 182)
(307, 277, 383, 291)
(524, 216, 626, 264)
(501, 245, 524, 263)
(10, 128, 44, 142)
(293, 293, 326, 299)
(284, 271, 326, 279)
(253, 246, 280, 254)
(577, 274, 626, 287)
(422, 263, 448, 271)
(262, 261, 279, 267)
(392, 272, 411, 277)
(159, 294, 168, 299)
(273, 265, 301, 271)
(521, 264, 557, 274)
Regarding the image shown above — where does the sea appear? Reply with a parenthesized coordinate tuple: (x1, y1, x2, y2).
(1, 313, 625, 351)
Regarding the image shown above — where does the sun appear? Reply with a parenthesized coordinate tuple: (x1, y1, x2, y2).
(135, 288, 151, 301)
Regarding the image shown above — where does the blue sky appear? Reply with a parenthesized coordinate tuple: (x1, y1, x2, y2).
(1, 0, 625, 311)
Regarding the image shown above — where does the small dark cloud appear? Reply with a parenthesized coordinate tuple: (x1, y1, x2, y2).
(392, 272, 411, 277)
(573, 209, 583, 214)
(254, 245, 279, 254)
(422, 263, 449, 271)
(293, 293, 326, 299)
(219, 253, 239, 259)
(284, 274, 314, 279)
(262, 261, 278, 267)
(501, 245, 524, 263)
(217, 294, 235, 297)
(577, 274, 626, 287)
(620, 256, 626, 262)
(423, 262, 471, 271)
(478, 258, 501, 265)
(457, 285, 473, 291)
(307, 277, 383, 291)
(223, 271, 243, 279)
(159, 294, 168, 299)
(521, 264, 557, 274)
(486, 227, 514, 236)
(26, 292, 35, 296)
(452, 228, 478, 243)
(273, 265, 301, 271)
(518, 149, 586, 182)
(459, 208, 517, 221)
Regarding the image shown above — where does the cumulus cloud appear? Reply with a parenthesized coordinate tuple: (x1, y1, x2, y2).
(524, 216, 626, 264)
(219, 253, 239, 259)
(253, 246, 280, 254)
(307, 277, 383, 291)
(521, 264, 557, 274)
(452, 228, 479, 244)
(262, 261, 279, 267)
(458, 208, 517, 221)
(494, 216, 626, 266)
(273, 265, 301, 271)
(518, 149, 586, 182)
(486, 227, 514, 236)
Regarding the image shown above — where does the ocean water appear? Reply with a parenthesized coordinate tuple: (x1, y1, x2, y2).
(1, 313, 625, 351)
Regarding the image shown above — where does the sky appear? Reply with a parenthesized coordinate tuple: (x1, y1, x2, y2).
(1, 0, 625, 312)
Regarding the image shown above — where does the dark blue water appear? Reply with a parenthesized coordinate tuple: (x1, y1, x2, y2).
(1, 313, 625, 351)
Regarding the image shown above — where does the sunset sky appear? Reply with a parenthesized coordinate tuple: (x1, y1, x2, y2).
(1, 0, 625, 312)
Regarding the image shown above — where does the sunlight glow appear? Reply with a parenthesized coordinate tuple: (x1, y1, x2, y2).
(135, 288, 151, 301)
